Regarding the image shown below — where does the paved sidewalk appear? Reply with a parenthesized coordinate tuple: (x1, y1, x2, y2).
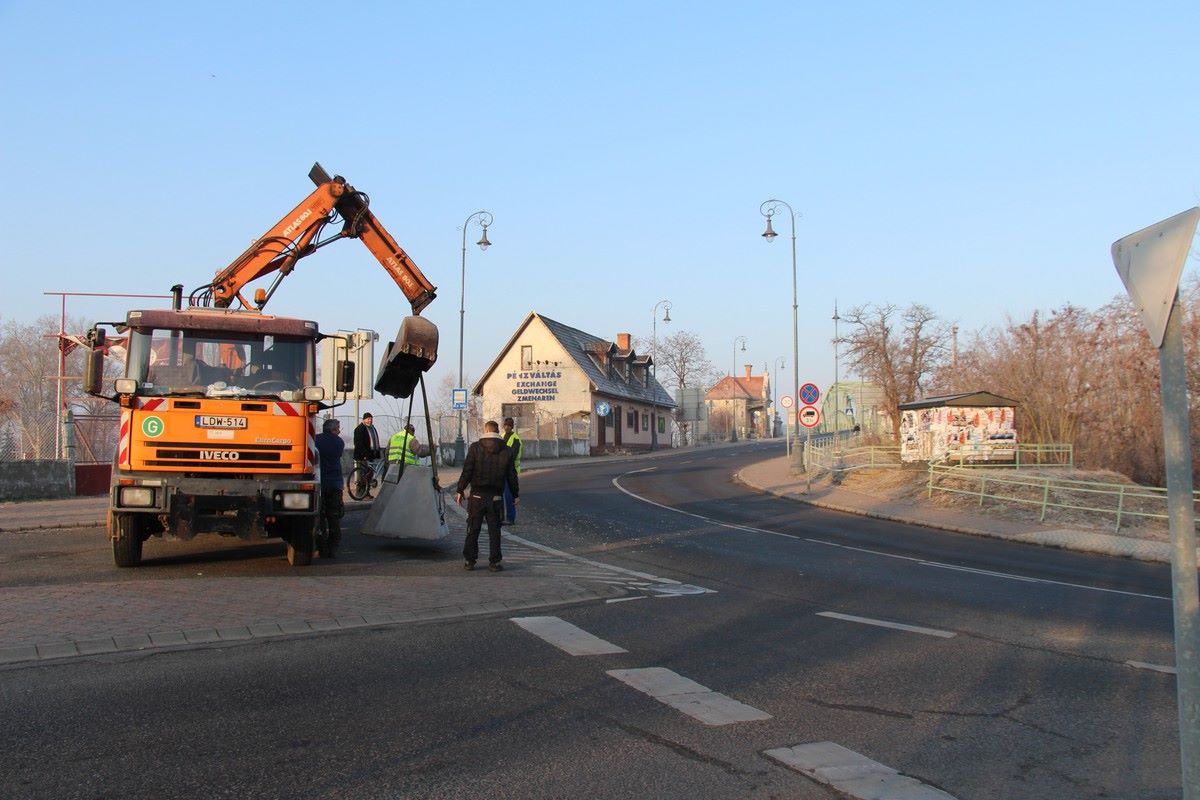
(737, 456, 1180, 564)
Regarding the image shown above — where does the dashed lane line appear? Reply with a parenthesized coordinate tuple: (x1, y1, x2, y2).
(1127, 660, 1177, 674)
(765, 741, 958, 799)
(510, 616, 628, 656)
(816, 611, 957, 639)
(606, 667, 772, 726)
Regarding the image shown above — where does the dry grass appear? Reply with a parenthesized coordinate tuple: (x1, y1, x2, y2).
(828, 465, 1174, 542)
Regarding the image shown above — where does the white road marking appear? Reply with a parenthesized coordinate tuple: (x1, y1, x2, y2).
(765, 741, 958, 799)
(510, 616, 627, 656)
(1127, 660, 1177, 674)
(816, 611, 956, 638)
(606, 667, 772, 725)
(612, 472, 1170, 602)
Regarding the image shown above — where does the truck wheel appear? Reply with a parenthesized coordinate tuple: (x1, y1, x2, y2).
(286, 521, 314, 566)
(112, 513, 144, 568)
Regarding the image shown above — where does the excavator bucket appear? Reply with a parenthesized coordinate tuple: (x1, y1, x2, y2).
(375, 316, 439, 398)
(361, 465, 449, 542)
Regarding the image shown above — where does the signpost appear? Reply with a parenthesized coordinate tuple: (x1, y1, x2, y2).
(780, 395, 794, 456)
(798, 405, 820, 428)
(1113, 207, 1200, 796)
(798, 382, 821, 472)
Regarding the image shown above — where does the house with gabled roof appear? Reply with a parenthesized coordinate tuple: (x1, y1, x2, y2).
(705, 365, 770, 440)
(473, 312, 677, 455)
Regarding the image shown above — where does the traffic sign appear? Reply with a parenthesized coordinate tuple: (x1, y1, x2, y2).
(799, 382, 820, 405)
(798, 405, 820, 428)
(1112, 207, 1200, 348)
(779, 394, 794, 409)
(451, 388, 468, 410)
(595, 401, 611, 417)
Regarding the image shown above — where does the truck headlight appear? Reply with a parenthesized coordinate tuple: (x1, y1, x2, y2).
(303, 386, 325, 401)
(114, 378, 138, 394)
(277, 491, 313, 511)
(118, 486, 156, 507)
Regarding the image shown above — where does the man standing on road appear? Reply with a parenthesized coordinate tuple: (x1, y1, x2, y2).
(314, 417, 345, 557)
(454, 420, 518, 572)
(353, 413, 382, 497)
(501, 416, 523, 525)
(388, 423, 421, 467)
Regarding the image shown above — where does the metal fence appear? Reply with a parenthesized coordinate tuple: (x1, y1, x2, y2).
(329, 412, 593, 464)
(0, 415, 63, 461)
(942, 442, 1074, 468)
(927, 463, 1197, 533)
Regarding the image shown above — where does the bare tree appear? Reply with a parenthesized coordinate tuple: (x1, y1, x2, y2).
(648, 330, 720, 392)
(838, 303, 950, 437)
(0, 315, 76, 458)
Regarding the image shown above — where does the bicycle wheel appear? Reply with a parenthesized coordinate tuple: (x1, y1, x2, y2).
(347, 463, 370, 500)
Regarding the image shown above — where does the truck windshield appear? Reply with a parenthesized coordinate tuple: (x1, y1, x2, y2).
(127, 329, 315, 399)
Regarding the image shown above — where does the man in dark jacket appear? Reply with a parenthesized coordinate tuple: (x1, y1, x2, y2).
(314, 417, 345, 556)
(454, 420, 519, 572)
(353, 413, 381, 461)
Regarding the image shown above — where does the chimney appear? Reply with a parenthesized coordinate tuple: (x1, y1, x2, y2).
(617, 333, 631, 351)
(744, 364, 753, 379)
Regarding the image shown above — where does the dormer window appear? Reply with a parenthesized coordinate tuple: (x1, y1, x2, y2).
(521, 345, 533, 371)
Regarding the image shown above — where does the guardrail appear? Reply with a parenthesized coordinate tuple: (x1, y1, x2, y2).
(805, 437, 902, 473)
(927, 463, 1198, 533)
(942, 442, 1073, 468)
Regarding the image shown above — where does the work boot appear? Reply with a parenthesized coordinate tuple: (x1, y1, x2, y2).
(463, 561, 475, 571)
(489, 563, 503, 572)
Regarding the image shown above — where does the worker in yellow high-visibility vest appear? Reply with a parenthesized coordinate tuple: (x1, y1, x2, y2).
(388, 424, 420, 466)
(501, 417, 522, 524)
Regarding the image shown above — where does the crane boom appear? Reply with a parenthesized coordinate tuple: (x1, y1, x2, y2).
(202, 163, 437, 314)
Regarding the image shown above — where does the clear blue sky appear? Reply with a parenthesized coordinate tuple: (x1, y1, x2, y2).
(2, 1, 1197, 405)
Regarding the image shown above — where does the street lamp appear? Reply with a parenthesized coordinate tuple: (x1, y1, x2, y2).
(760, 199, 802, 470)
(650, 299, 672, 451)
(454, 210, 493, 466)
(773, 356, 786, 447)
(731, 335, 747, 442)
(832, 301, 841, 440)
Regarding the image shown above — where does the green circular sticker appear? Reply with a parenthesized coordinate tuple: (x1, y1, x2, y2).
(141, 416, 164, 438)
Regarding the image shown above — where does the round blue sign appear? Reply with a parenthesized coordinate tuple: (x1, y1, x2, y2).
(595, 401, 611, 416)
(800, 383, 820, 405)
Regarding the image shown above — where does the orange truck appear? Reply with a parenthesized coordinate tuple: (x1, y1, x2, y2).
(83, 164, 438, 567)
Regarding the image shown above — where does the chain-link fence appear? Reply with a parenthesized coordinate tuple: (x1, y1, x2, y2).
(0, 414, 61, 461)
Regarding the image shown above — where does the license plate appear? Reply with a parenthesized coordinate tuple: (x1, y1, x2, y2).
(195, 415, 247, 429)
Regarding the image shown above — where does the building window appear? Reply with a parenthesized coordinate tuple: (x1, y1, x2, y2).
(521, 346, 533, 371)
(626, 410, 635, 429)
(502, 403, 534, 424)
(641, 413, 648, 431)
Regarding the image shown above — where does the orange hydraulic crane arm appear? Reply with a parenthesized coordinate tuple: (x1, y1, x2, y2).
(193, 163, 437, 314)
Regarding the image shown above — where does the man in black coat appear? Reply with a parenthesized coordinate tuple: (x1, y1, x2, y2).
(454, 420, 519, 572)
(353, 413, 381, 461)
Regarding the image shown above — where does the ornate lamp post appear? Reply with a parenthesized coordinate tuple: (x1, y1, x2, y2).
(730, 335, 747, 442)
(650, 299, 672, 451)
(832, 301, 841, 440)
(760, 199, 802, 469)
(453, 210, 492, 466)
(774, 356, 786, 444)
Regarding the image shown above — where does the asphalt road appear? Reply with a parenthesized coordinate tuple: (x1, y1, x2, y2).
(0, 442, 1184, 799)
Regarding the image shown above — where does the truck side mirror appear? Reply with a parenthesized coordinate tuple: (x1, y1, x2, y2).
(83, 348, 104, 395)
(336, 360, 356, 393)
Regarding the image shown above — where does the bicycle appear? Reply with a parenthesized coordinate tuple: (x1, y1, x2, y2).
(347, 457, 386, 501)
